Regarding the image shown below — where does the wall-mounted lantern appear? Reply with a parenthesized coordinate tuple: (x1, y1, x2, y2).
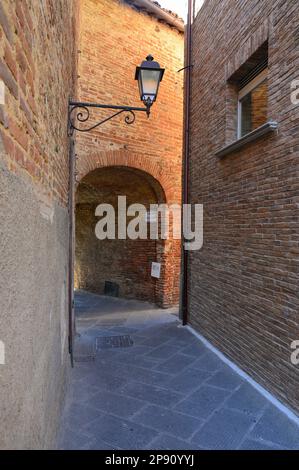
(135, 55, 165, 112)
(68, 55, 165, 134)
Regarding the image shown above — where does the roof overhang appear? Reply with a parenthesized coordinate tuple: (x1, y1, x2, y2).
(124, 0, 185, 32)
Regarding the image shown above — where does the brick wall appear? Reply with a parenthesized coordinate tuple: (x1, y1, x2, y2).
(188, 0, 299, 413)
(0, 0, 78, 448)
(74, 0, 184, 306)
(0, 0, 78, 204)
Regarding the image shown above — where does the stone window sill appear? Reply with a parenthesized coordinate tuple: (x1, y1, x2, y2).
(215, 121, 278, 159)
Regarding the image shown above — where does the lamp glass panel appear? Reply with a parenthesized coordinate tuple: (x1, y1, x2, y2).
(140, 69, 161, 100)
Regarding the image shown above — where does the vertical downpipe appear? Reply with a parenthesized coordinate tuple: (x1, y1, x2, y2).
(182, 0, 193, 325)
(68, 133, 75, 367)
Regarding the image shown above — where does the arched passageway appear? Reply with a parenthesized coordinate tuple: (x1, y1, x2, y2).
(75, 165, 179, 307)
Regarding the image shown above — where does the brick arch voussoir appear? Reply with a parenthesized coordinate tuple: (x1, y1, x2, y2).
(76, 149, 175, 203)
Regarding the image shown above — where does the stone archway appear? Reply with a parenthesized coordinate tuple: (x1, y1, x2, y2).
(75, 161, 181, 307)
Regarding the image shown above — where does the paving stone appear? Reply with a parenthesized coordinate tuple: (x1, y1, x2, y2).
(147, 434, 201, 450)
(81, 438, 117, 450)
(162, 336, 196, 350)
(96, 359, 173, 386)
(107, 326, 140, 335)
(132, 405, 203, 439)
(114, 353, 158, 369)
(72, 362, 96, 382)
(95, 349, 122, 361)
(249, 406, 299, 449)
(180, 341, 207, 358)
(85, 390, 146, 418)
(164, 368, 211, 394)
(225, 383, 268, 416)
(59, 291, 299, 451)
(145, 344, 179, 360)
(154, 353, 196, 374)
(239, 438, 284, 450)
(73, 334, 96, 357)
(191, 352, 224, 372)
(59, 428, 95, 450)
(70, 383, 100, 404)
(63, 403, 104, 429)
(131, 335, 148, 344)
(175, 384, 230, 419)
(162, 325, 194, 340)
(206, 367, 244, 391)
(192, 408, 255, 449)
(112, 344, 154, 357)
(95, 318, 126, 327)
(83, 414, 159, 450)
(120, 381, 183, 407)
(134, 325, 163, 336)
(83, 327, 117, 339)
(141, 335, 175, 347)
(78, 368, 128, 391)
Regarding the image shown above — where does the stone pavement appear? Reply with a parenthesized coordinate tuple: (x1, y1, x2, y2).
(58, 291, 299, 450)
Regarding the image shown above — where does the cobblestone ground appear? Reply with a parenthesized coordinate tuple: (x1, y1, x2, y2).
(59, 291, 299, 450)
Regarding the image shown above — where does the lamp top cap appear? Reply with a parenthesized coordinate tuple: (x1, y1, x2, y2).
(135, 55, 165, 81)
(140, 55, 161, 69)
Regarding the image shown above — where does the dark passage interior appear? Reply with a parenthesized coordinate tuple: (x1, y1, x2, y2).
(75, 166, 167, 305)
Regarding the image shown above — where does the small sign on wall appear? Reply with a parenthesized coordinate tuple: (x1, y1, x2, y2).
(0, 80, 5, 105)
(151, 262, 161, 279)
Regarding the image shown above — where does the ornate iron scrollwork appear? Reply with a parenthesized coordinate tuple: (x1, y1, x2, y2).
(68, 101, 148, 135)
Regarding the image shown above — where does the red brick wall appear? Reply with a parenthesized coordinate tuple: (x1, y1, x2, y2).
(74, 0, 184, 306)
(0, 0, 78, 205)
(188, 0, 299, 413)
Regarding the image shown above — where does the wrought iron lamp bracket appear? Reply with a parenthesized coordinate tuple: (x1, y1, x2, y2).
(68, 100, 150, 136)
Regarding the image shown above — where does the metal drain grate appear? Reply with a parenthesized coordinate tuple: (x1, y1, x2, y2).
(96, 335, 133, 350)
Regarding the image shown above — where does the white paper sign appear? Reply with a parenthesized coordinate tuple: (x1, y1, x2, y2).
(0, 81, 4, 105)
(151, 262, 161, 279)
(0, 340, 5, 365)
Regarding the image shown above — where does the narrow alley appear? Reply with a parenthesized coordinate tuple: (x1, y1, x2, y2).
(59, 291, 299, 450)
(1, 0, 299, 456)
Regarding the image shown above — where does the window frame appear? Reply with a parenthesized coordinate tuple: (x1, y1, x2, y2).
(237, 67, 268, 139)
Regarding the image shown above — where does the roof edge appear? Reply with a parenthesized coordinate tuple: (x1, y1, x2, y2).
(125, 0, 185, 32)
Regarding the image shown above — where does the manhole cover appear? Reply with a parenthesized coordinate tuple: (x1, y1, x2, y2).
(96, 335, 133, 350)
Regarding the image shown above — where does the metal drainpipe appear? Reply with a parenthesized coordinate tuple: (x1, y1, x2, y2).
(68, 136, 76, 367)
(182, 0, 193, 325)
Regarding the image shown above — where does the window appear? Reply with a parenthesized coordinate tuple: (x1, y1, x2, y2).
(237, 67, 268, 138)
(216, 42, 277, 158)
